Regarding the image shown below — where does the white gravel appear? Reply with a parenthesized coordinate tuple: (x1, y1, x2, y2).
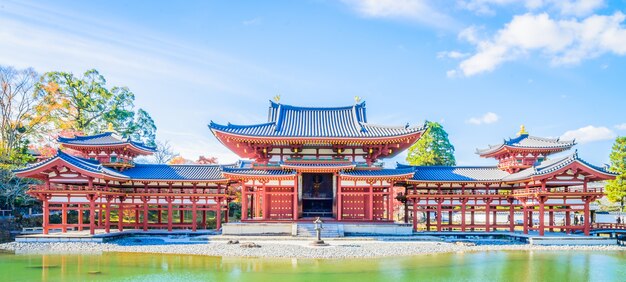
(1, 240, 624, 259)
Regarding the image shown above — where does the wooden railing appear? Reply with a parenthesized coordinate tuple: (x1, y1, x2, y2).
(592, 223, 626, 230)
(28, 184, 228, 195)
(511, 187, 603, 195)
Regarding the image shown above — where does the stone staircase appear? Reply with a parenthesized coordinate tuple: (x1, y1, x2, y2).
(295, 223, 343, 238)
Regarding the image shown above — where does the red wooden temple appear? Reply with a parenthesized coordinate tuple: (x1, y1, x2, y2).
(14, 100, 616, 236)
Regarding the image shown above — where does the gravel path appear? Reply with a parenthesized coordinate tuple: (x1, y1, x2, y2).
(1, 240, 624, 259)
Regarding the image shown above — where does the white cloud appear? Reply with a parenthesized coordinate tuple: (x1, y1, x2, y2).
(242, 17, 262, 26)
(452, 12, 626, 76)
(341, 0, 456, 29)
(437, 51, 469, 59)
(561, 125, 616, 143)
(466, 112, 499, 125)
(615, 123, 626, 130)
(458, 0, 605, 17)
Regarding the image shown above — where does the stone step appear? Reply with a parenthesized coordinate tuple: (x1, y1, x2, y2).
(295, 224, 343, 238)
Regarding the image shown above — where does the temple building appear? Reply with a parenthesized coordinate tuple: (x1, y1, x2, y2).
(14, 100, 616, 236)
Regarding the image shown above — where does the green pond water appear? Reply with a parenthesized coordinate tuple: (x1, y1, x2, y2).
(1, 250, 624, 282)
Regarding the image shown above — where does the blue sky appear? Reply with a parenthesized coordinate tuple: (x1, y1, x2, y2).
(1, 0, 625, 166)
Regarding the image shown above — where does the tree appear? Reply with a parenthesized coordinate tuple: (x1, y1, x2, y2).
(152, 140, 177, 164)
(168, 155, 194, 165)
(606, 136, 626, 212)
(406, 121, 456, 166)
(196, 156, 218, 164)
(0, 66, 51, 167)
(37, 69, 156, 145)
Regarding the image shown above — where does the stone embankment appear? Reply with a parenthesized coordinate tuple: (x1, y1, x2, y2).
(1, 240, 623, 259)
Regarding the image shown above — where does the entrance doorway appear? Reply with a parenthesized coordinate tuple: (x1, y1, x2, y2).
(301, 173, 333, 218)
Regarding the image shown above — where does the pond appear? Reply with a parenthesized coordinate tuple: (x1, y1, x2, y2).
(1, 250, 624, 281)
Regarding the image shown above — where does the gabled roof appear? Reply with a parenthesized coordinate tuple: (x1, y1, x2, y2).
(58, 132, 156, 153)
(221, 167, 296, 176)
(502, 151, 615, 182)
(209, 101, 426, 138)
(477, 133, 575, 156)
(14, 150, 129, 180)
(340, 168, 415, 177)
(121, 164, 228, 181)
(397, 164, 510, 182)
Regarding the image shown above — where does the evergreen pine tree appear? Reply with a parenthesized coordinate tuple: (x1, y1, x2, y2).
(406, 121, 456, 166)
(606, 136, 626, 212)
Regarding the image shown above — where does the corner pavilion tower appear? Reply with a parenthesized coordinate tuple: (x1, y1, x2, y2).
(14, 100, 616, 236)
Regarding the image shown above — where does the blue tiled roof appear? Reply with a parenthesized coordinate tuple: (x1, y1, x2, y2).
(341, 168, 415, 177)
(397, 164, 510, 182)
(209, 101, 426, 138)
(222, 167, 296, 176)
(477, 134, 575, 155)
(121, 164, 227, 181)
(58, 132, 156, 152)
(14, 150, 128, 180)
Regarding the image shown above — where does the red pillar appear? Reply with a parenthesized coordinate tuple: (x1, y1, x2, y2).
(157, 205, 162, 224)
(538, 197, 546, 236)
(89, 197, 96, 235)
(583, 198, 591, 236)
(167, 198, 173, 231)
(412, 199, 418, 231)
(202, 210, 207, 229)
(118, 203, 123, 231)
(262, 182, 269, 220)
(565, 209, 571, 234)
(387, 186, 394, 221)
(509, 200, 515, 233)
(179, 208, 184, 224)
(460, 198, 467, 232)
(426, 206, 431, 231)
(42, 198, 49, 235)
(436, 199, 442, 232)
(216, 204, 222, 231)
(143, 200, 149, 232)
(61, 204, 67, 233)
(368, 183, 374, 221)
(105, 202, 111, 233)
(192, 198, 198, 232)
(294, 175, 299, 220)
(78, 206, 83, 231)
(241, 184, 248, 220)
(135, 205, 140, 229)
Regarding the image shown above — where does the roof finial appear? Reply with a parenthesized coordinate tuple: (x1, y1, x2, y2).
(273, 94, 281, 103)
(518, 124, 528, 136)
(106, 122, 115, 132)
(354, 96, 361, 104)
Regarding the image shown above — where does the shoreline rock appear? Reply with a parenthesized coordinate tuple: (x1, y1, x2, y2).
(0, 241, 623, 259)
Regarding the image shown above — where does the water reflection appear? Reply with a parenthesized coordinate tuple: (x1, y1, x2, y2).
(1, 251, 624, 281)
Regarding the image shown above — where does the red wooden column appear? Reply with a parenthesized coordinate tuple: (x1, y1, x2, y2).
(42, 197, 50, 235)
(78, 205, 84, 231)
(565, 209, 571, 234)
(508, 199, 515, 233)
(61, 204, 68, 233)
(436, 198, 442, 232)
(262, 181, 269, 220)
(293, 175, 299, 220)
(167, 197, 174, 231)
(583, 197, 591, 236)
(368, 181, 374, 221)
(118, 203, 124, 231)
(135, 205, 140, 229)
(336, 174, 342, 220)
(157, 205, 162, 224)
(88, 198, 96, 235)
(426, 205, 431, 231)
(387, 183, 394, 221)
(216, 200, 222, 231)
(142, 197, 149, 231)
(105, 198, 111, 233)
(460, 198, 467, 232)
(241, 183, 248, 221)
(191, 197, 198, 232)
(412, 198, 418, 231)
(538, 196, 546, 236)
(548, 206, 554, 232)
(522, 200, 528, 234)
